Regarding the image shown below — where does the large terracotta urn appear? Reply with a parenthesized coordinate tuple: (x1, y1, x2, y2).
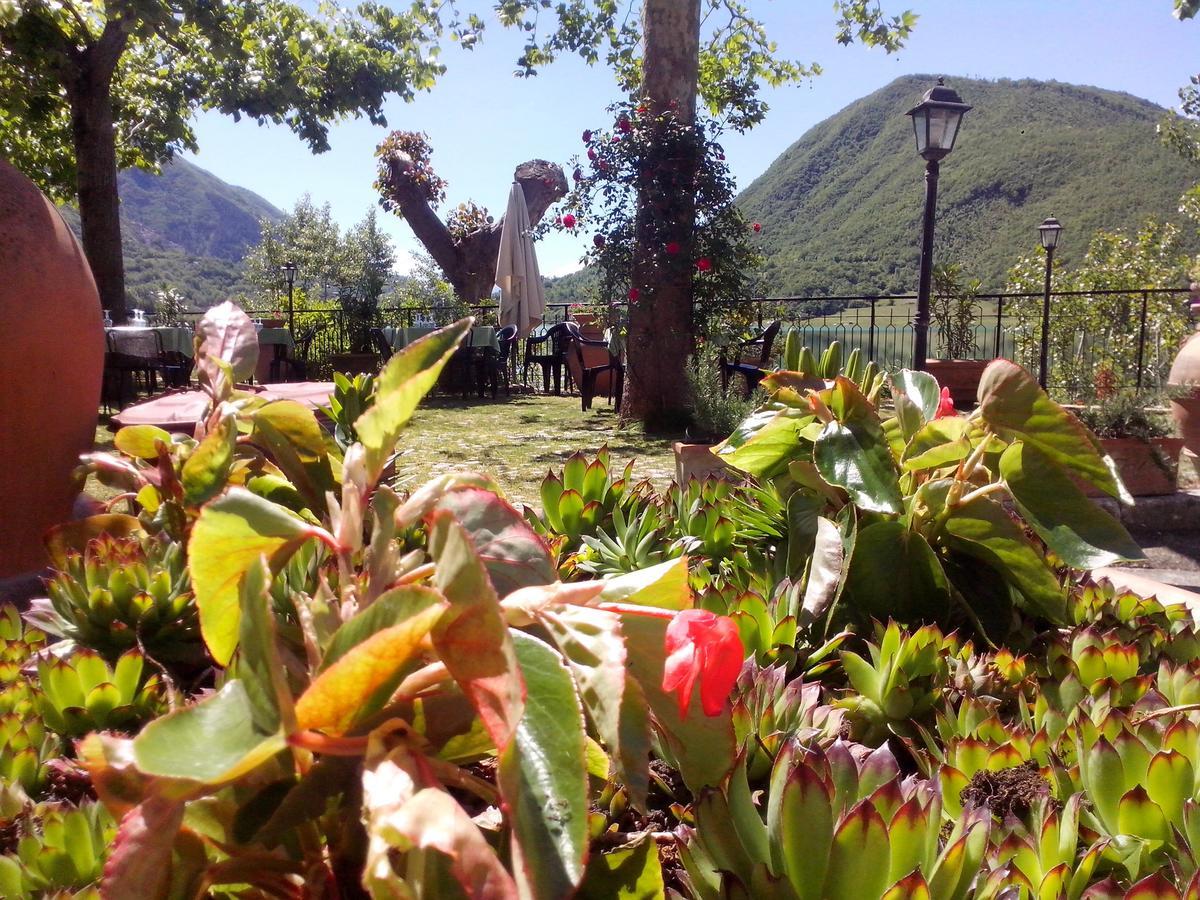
(0, 159, 104, 578)
(1168, 291, 1200, 460)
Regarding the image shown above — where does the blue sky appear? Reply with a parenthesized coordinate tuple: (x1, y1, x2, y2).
(186, 0, 1199, 278)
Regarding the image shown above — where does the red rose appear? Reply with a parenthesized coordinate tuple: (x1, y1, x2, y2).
(587, 148, 597, 161)
(752, 222, 762, 233)
(696, 258, 712, 272)
(593, 234, 606, 248)
(562, 213, 576, 229)
(573, 168, 582, 182)
(582, 129, 593, 143)
(627, 288, 640, 302)
(662, 609, 743, 718)
(616, 117, 631, 133)
(665, 241, 681, 255)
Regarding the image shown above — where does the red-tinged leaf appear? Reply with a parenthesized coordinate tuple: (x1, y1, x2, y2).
(887, 797, 931, 885)
(295, 595, 446, 734)
(195, 301, 259, 385)
(436, 488, 556, 597)
(773, 762, 833, 897)
(1118, 785, 1171, 843)
(1125, 872, 1182, 900)
(597, 557, 691, 610)
(362, 756, 517, 899)
(1082, 877, 1126, 899)
(882, 870, 931, 900)
(826, 800, 890, 900)
(430, 509, 524, 750)
(101, 795, 185, 900)
(1185, 868, 1200, 900)
(538, 603, 651, 811)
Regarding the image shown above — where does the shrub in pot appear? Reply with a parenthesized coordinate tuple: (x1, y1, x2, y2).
(925, 263, 990, 406)
(1075, 392, 1182, 496)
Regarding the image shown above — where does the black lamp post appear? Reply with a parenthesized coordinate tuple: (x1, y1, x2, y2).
(280, 261, 298, 335)
(907, 78, 971, 370)
(1037, 217, 1062, 390)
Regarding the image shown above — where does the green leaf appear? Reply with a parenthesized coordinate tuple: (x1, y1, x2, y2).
(772, 762, 833, 899)
(113, 425, 172, 460)
(435, 488, 556, 598)
(618, 611, 736, 792)
(295, 594, 445, 734)
(499, 631, 589, 900)
(252, 400, 335, 512)
(891, 369, 941, 437)
(233, 557, 296, 736)
(718, 408, 815, 478)
(814, 420, 903, 514)
(825, 800, 890, 900)
(429, 509, 524, 750)
(188, 488, 325, 666)
(843, 521, 949, 624)
(182, 413, 237, 506)
(976, 359, 1119, 497)
(133, 680, 285, 784)
(539, 604, 651, 811)
(598, 557, 690, 610)
(321, 585, 443, 670)
(901, 418, 971, 473)
(941, 493, 1068, 622)
(578, 834, 665, 900)
(356, 318, 471, 480)
(999, 441, 1143, 568)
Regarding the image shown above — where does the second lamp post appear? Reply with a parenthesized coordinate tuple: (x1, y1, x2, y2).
(907, 78, 971, 370)
(280, 261, 298, 336)
(1036, 217, 1062, 389)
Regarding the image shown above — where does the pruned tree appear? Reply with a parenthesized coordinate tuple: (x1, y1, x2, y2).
(375, 131, 567, 302)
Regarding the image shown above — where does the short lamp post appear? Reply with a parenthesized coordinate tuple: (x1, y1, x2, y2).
(907, 78, 971, 370)
(280, 261, 298, 335)
(1037, 217, 1062, 390)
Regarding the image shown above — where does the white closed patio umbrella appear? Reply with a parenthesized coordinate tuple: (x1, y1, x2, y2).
(496, 181, 546, 338)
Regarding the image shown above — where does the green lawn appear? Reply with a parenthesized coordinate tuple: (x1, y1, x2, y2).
(90, 393, 683, 510)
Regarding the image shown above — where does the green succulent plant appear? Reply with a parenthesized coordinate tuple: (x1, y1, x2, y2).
(36, 649, 164, 739)
(319, 371, 377, 452)
(779, 334, 886, 400)
(0, 714, 56, 796)
(525, 446, 648, 552)
(578, 500, 676, 576)
(679, 740, 992, 899)
(0, 801, 114, 897)
(31, 533, 202, 668)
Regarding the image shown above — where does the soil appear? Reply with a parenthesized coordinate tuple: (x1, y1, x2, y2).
(959, 761, 1052, 820)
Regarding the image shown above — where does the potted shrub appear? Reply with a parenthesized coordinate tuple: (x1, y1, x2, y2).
(924, 263, 990, 406)
(1168, 288, 1200, 485)
(328, 287, 379, 375)
(1075, 392, 1183, 496)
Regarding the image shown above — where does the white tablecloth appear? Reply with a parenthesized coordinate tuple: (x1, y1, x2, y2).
(106, 326, 293, 359)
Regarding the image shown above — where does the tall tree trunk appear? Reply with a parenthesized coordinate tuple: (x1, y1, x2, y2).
(69, 68, 126, 322)
(625, 0, 701, 428)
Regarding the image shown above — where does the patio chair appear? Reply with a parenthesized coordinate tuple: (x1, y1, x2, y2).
(104, 329, 172, 408)
(720, 320, 781, 398)
(523, 322, 572, 394)
(370, 327, 394, 363)
(268, 325, 318, 382)
(477, 325, 518, 399)
(563, 321, 624, 413)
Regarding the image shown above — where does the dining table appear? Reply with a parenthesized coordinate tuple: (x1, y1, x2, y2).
(105, 324, 296, 383)
(383, 325, 500, 353)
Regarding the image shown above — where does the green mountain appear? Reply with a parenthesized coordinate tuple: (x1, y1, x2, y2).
(60, 157, 282, 307)
(546, 75, 1197, 302)
(737, 75, 1198, 297)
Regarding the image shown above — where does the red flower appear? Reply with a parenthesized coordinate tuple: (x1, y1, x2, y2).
(627, 287, 640, 302)
(935, 386, 956, 419)
(562, 213, 576, 229)
(573, 167, 582, 182)
(696, 258, 712, 272)
(662, 609, 743, 719)
(582, 129, 593, 143)
(664, 241, 681, 256)
(593, 234, 606, 248)
(587, 148, 598, 161)
(752, 222, 762, 233)
(616, 117, 631, 133)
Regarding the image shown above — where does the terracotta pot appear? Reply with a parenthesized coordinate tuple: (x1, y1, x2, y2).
(673, 442, 732, 484)
(0, 159, 104, 578)
(923, 358, 991, 408)
(1168, 329, 1200, 456)
(1079, 437, 1184, 498)
(329, 352, 377, 376)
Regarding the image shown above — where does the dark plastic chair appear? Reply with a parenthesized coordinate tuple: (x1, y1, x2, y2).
(104, 329, 172, 407)
(720, 320, 781, 398)
(563, 322, 624, 412)
(523, 322, 572, 394)
(269, 325, 318, 382)
(477, 325, 519, 398)
(370, 327, 394, 364)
